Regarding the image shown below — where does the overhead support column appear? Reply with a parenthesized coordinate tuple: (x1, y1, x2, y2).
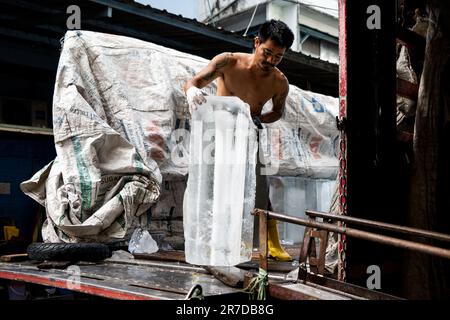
(340, 0, 398, 293)
(266, 0, 300, 51)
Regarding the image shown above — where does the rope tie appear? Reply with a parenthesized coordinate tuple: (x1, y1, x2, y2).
(243, 268, 268, 300)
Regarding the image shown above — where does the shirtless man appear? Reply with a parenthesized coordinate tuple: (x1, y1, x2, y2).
(184, 20, 294, 261)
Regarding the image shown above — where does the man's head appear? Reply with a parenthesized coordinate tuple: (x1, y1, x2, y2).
(254, 20, 294, 72)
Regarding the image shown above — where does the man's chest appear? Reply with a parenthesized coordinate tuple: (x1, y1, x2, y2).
(218, 72, 275, 111)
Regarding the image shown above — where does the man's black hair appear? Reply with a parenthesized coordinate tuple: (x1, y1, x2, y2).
(258, 19, 294, 49)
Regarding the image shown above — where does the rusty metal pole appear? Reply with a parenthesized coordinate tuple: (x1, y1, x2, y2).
(252, 209, 450, 260)
(306, 210, 450, 243)
(258, 209, 268, 272)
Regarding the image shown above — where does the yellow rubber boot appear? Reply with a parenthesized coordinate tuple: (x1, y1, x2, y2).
(268, 219, 293, 261)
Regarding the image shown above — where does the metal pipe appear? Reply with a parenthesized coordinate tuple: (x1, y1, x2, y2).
(243, 3, 259, 37)
(252, 209, 450, 260)
(306, 210, 450, 243)
(258, 209, 268, 271)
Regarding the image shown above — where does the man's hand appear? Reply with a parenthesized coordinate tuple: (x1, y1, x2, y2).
(186, 86, 207, 113)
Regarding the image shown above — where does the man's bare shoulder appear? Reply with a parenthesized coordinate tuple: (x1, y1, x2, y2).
(213, 52, 237, 65)
(231, 52, 251, 59)
(225, 52, 251, 67)
(274, 68, 289, 89)
(216, 53, 251, 74)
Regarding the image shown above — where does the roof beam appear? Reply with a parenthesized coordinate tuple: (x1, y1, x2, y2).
(283, 51, 338, 74)
(300, 25, 338, 45)
(0, 27, 61, 48)
(0, 0, 60, 14)
(89, 0, 253, 49)
(0, 38, 58, 70)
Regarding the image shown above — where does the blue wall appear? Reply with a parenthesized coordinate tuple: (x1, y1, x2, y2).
(0, 132, 55, 240)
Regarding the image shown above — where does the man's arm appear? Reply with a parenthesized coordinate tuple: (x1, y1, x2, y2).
(184, 52, 234, 93)
(260, 76, 289, 123)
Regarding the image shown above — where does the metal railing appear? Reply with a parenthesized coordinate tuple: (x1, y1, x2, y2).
(252, 208, 450, 272)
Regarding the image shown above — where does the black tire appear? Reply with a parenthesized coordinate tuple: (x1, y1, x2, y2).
(27, 242, 111, 262)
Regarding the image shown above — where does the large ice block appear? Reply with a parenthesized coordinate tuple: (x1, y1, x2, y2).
(269, 176, 335, 243)
(183, 96, 257, 266)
